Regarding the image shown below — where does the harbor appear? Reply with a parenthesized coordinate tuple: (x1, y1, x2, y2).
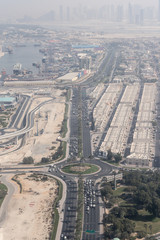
(0, 43, 42, 75)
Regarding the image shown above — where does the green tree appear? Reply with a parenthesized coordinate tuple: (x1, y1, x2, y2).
(101, 184, 113, 199)
(137, 231, 146, 238)
(151, 197, 160, 217)
(107, 149, 113, 160)
(23, 156, 34, 164)
(149, 225, 152, 234)
(41, 157, 50, 163)
(126, 208, 138, 219)
(144, 224, 148, 234)
(121, 232, 129, 240)
(135, 190, 151, 206)
(114, 153, 122, 163)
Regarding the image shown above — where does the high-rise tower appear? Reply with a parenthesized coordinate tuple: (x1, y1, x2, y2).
(59, 5, 63, 21)
(128, 3, 133, 24)
(67, 6, 70, 21)
(158, 0, 160, 21)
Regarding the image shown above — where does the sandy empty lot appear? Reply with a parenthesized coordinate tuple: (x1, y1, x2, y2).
(2, 173, 58, 240)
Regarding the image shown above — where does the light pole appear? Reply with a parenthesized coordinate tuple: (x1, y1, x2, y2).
(113, 169, 119, 190)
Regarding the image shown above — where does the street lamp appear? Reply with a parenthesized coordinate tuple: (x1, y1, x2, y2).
(113, 169, 119, 190)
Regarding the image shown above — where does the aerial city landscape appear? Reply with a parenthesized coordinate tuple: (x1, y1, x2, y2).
(1, 0, 160, 240)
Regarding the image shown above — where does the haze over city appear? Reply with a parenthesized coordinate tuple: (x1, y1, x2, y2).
(1, 0, 160, 239)
(0, 0, 159, 21)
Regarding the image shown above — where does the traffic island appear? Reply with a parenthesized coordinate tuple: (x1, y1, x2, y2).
(61, 163, 100, 175)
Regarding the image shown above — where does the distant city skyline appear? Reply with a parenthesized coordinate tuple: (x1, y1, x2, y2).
(0, 0, 159, 22)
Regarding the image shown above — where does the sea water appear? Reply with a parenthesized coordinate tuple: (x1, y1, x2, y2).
(0, 43, 43, 75)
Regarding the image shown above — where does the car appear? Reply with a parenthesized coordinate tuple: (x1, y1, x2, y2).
(61, 233, 64, 239)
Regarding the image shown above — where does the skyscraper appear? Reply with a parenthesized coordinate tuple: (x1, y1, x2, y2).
(140, 9, 144, 25)
(67, 6, 70, 21)
(128, 3, 133, 24)
(117, 5, 123, 22)
(158, 0, 160, 21)
(59, 5, 63, 21)
(111, 5, 115, 22)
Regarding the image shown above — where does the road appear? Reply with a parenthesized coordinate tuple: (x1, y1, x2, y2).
(8, 95, 27, 128)
(81, 87, 92, 158)
(82, 180, 101, 240)
(0, 46, 121, 240)
(48, 157, 115, 240)
(0, 175, 16, 227)
(48, 165, 77, 240)
(58, 47, 120, 239)
(69, 87, 80, 157)
(0, 98, 54, 141)
(61, 178, 77, 240)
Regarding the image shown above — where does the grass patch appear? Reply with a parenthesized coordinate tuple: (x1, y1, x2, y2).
(60, 89, 71, 138)
(51, 141, 66, 161)
(133, 209, 160, 234)
(0, 183, 8, 206)
(101, 158, 120, 166)
(62, 163, 99, 175)
(111, 186, 160, 234)
(60, 104, 69, 138)
(59, 141, 67, 160)
(113, 186, 126, 196)
(66, 89, 71, 102)
(75, 177, 84, 240)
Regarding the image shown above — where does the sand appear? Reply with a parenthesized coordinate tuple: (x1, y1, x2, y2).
(2, 173, 58, 240)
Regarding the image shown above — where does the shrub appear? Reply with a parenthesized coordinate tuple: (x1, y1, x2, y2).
(23, 156, 34, 164)
(41, 157, 50, 163)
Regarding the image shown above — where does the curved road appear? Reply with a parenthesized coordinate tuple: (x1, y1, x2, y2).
(0, 98, 55, 141)
(0, 175, 16, 227)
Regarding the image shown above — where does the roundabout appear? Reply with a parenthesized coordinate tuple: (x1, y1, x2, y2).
(61, 163, 100, 175)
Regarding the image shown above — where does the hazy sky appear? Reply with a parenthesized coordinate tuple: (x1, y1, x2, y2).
(0, 0, 158, 20)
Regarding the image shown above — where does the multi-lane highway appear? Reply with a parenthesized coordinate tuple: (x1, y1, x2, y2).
(0, 46, 120, 240)
(69, 87, 80, 157)
(61, 48, 119, 239)
(0, 98, 54, 141)
(82, 179, 101, 240)
(48, 164, 78, 240)
(8, 95, 29, 129)
(81, 87, 92, 158)
(47, 156, 114, 240)
(61, 178, 77, 240)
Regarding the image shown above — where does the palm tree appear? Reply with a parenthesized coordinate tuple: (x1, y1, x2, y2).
(149, 224, 152, 234)
(144, 224, 148, 234)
